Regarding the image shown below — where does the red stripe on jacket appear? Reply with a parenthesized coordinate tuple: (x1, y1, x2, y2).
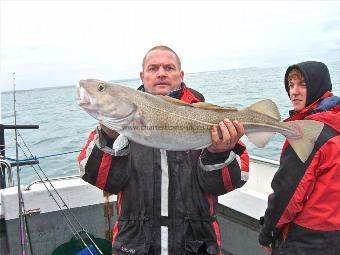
(95, 153, 112, 190)
(221, 167, 234, 192)
(205, 193, 222, 254)
(78, 130, 96, 162)
(240, 152, 249, 172)
(112, 192, 124, 245)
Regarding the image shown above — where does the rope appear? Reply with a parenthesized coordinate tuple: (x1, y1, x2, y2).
(4, 150, 81, 162)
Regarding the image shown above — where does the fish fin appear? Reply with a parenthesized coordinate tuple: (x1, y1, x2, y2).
(131, 116, 151, 137)
(158, 95, 237, 112)
(192, 102, 238, 112)
(158, 95, 193, 106)
(245, 99, 281, 121)
(285, 120, 324, 163)
(246, 132, 276, 148)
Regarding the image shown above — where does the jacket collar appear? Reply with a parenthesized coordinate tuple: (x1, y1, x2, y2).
(137, 82, 185, 99)
(286, 91, 333, 121)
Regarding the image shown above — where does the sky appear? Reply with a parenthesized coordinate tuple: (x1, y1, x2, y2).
(1, 1, 340, 92)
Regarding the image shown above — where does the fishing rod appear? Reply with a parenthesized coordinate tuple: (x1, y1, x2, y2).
(16, 140, 99, 255)
(12, 73, 31, 255)
(11, 76, 96, 255)
(17, 133, 102, 255)
(10, 75, 102, 254)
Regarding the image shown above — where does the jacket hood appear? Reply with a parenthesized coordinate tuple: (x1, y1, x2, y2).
(307, 97, 340, 133)
(284, 61, 332, 107)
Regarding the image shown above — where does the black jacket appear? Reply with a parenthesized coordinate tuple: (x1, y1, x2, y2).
(79, 85, 242, 254)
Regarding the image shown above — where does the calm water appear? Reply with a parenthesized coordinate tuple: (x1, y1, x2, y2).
(1, 62, 340, 185)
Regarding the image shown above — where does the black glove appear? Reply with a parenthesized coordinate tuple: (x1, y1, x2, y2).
(258, 217, 281, 247)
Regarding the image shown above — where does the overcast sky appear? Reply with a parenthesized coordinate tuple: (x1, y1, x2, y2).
(1, 1, 340, 91)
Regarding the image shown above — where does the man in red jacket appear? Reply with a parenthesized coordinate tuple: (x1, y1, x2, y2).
(259, 61, 340, 255)
(79, 45, 246, 254)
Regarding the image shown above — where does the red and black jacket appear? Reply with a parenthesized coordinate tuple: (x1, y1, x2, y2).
(78, 83, 244, 255)
(259, 61, 340, 255)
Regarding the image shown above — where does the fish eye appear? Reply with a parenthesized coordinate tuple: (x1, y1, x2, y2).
(97, 83, 105, 92)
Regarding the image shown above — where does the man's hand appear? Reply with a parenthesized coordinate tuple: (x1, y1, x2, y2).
(207, 119, 244, 153)
(100, 124, 120, 140)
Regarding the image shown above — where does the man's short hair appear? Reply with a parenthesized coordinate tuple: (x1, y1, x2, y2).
(142, 45, 181, 70)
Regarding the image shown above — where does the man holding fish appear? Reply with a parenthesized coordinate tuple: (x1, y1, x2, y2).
(78, 45, 246, 254)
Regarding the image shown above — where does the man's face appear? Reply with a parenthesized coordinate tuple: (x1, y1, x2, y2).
(288, 76, 307, 112)
(140, 49, 184, 95)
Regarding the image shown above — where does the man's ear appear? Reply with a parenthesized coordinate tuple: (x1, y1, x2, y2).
(180, 70, 184, 81)
(140, 71, 144, 82)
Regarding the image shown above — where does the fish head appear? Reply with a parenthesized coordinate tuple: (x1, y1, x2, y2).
(77, 79, 137, 123)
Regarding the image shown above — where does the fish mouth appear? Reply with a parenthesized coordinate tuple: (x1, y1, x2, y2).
(77, 86, 92, 107)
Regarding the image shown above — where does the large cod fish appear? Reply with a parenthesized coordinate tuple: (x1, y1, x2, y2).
(78, 79, 324, 163)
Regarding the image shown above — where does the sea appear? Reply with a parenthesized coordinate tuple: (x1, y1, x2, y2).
(1, 62, 340, 185)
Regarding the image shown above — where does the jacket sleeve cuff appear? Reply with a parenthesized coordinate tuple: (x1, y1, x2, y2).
(200, 149, 236, 171)
(232, 142, 246, 156)
(258, 217, 281, 246)
(258, 230, 274, 246)
(95, 126, 129, 156)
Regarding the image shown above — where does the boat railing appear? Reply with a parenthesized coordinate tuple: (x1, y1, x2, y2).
(249, 155, 279, 166)
(24, 174, 80, 191)
(0, 158, 14, 187)
(0, 124, 39, 189)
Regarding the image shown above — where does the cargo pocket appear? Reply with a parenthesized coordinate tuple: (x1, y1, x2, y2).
(183, 217, 220, 255)
(112, 217, 152, 255)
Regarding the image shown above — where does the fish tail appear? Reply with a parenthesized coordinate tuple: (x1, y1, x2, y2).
(285, 120, 324, 163)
